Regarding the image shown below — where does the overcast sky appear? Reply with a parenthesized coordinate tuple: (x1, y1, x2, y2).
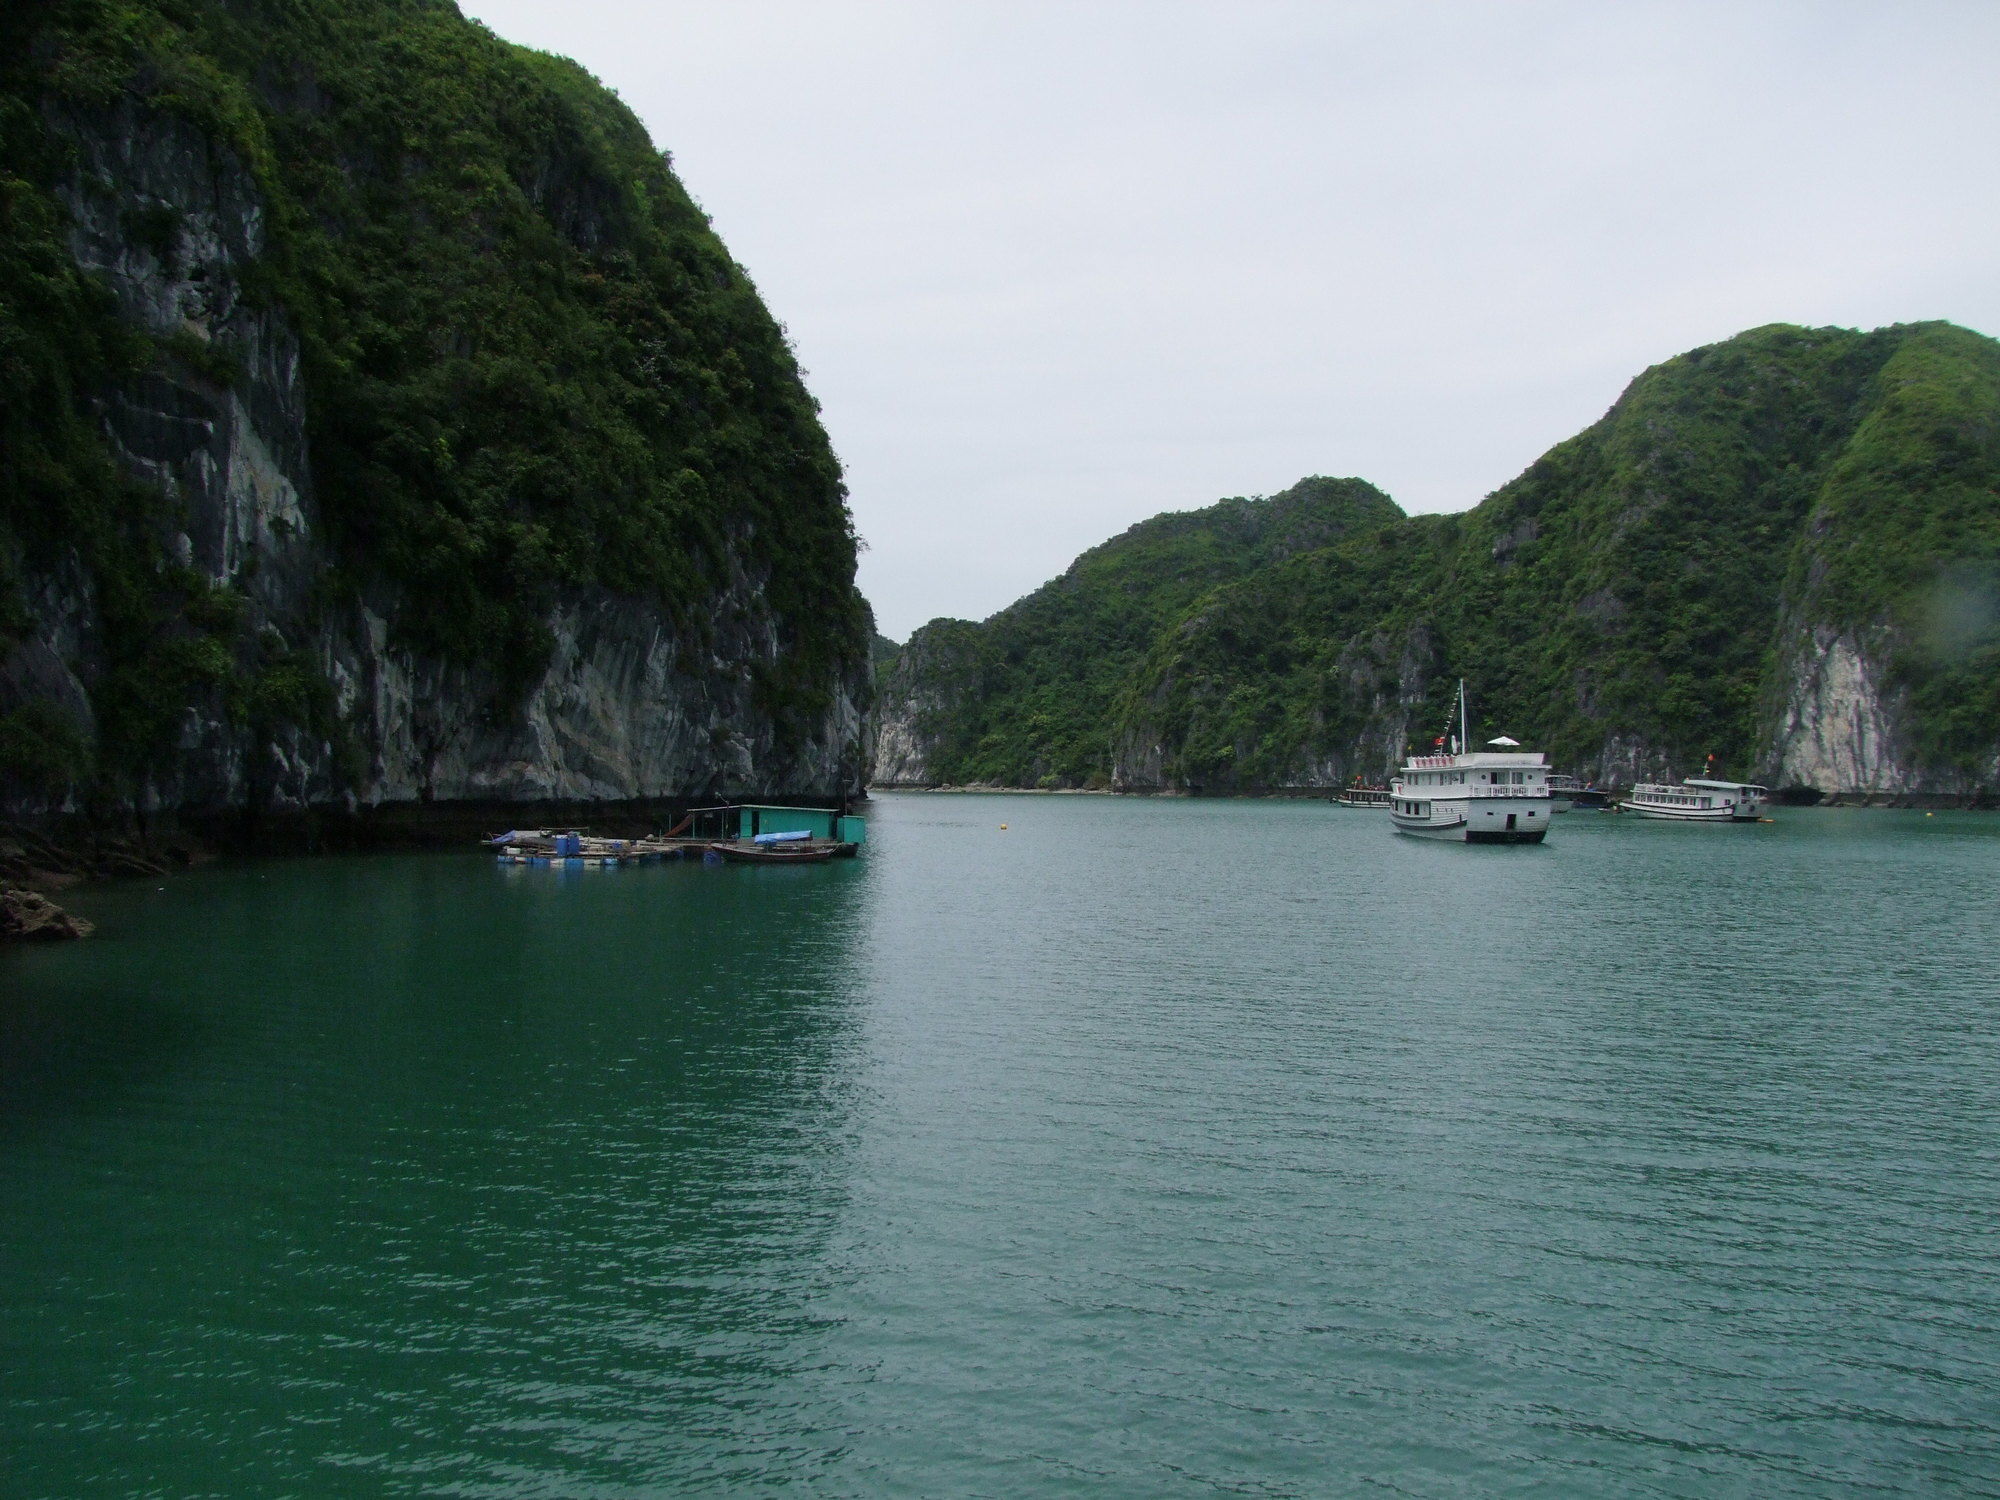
(459, 1, 2000, 641)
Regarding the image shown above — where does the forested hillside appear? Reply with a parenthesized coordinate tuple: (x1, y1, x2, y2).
(874, 477, 1398, 787)
(0, 0, 868, 826)
(879, 323, 2000, 798)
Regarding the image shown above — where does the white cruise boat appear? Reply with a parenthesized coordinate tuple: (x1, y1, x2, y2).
(1623, 778, 1768, 822)
(1389, 683, 1553, 843)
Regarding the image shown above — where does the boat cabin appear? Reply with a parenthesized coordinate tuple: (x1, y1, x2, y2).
(1683, 778, 1767, 799)
(1396, 750, 1549, 791)
(683, 804, 867, 844)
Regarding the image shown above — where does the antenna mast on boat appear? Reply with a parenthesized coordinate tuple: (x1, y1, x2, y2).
(1454, 678, 1469, 755)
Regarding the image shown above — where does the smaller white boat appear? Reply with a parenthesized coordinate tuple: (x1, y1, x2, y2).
(1334, 786, 1391, 808)
(1623, 778, 1768, 822)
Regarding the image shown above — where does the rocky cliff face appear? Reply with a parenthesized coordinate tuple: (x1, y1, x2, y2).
(1, 10, 869, 830)
(1764, 626, 1998, 798)
(870, 619, 992, 786)
(1767, 629, 1905, 794)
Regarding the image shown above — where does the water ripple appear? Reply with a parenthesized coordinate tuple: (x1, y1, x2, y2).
(2, 804, 1997, 1496)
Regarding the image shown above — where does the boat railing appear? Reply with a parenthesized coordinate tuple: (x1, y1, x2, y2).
(1395, 784, 1549, 798)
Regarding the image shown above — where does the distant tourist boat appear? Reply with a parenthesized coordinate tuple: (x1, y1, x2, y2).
(1546, 773, 1610, 811)
(1335, 785, 1391, 808)
(1389, 682, 1553, 843)
(1622, 779, 1768, 822)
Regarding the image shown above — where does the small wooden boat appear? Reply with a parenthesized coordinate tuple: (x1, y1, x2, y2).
(705, 841, 840, 864)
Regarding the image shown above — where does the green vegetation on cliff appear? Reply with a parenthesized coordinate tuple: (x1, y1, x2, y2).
(882, 477, 1399, 786)
(1, 0, 863, 798)
(1128, 322, 2000, 787)
(880, 322, 2000, 792)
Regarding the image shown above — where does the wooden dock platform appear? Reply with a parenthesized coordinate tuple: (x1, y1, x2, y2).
(491, 834, 857, 867)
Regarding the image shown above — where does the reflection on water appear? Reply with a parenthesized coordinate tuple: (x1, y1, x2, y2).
(3, 802, 1998, 1497)
(1, 853, 872, 1496)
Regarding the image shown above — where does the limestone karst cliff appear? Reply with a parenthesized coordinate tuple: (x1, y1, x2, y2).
(0, 0, 868, 833)
(879, 324, 2000, 800)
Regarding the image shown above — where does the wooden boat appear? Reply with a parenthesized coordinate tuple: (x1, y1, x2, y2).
(705, 840, 840, 864)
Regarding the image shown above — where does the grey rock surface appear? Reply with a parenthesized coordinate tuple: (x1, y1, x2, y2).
(2, 104, 866, 826)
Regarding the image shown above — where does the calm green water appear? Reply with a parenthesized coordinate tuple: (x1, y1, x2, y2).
(3, 796, 1998, 1497)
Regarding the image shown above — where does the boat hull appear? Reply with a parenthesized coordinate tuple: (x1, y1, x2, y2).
(706, 841, 843, 864)
(1393, 820, 1548, 843)
(1623, 804, 1755, 822)
(1390, 802, 1551, 842)
(1390, 814, 1470, 839)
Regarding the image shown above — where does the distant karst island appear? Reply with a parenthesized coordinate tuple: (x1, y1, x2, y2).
(875, 322, 2000, 804)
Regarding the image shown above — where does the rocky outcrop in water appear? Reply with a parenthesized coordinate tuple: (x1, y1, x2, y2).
(0, 887, 93, 942)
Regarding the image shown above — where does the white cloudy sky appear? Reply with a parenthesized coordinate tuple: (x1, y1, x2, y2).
(459, 0, 2000, 641)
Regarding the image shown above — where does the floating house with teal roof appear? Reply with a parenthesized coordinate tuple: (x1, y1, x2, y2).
(683, 804, 867, 845)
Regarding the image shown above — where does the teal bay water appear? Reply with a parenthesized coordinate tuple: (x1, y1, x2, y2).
(3, 796, 1998, 1497)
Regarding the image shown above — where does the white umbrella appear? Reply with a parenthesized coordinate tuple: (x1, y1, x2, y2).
(1487, 736, 1521, 747)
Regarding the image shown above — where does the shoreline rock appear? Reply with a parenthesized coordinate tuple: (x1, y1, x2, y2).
(0, 887, 93, 942)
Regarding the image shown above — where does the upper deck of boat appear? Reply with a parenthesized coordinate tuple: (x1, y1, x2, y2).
(1402, 750, 1549, 771)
